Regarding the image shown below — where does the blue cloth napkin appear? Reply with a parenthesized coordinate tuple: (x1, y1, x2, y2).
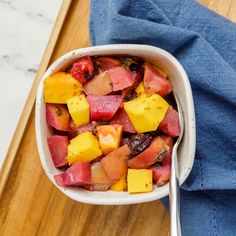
(90, 0, 236, 235)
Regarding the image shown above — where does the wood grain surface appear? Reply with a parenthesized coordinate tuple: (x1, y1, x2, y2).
(0, 0, 235, 236)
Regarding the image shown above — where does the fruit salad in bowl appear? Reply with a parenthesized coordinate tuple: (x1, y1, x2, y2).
(35, 44, 196, 205)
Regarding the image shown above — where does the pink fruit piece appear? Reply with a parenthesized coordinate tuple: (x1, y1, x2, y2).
(96, 57, 121, 71)
(127, 137, 169, 169)
(159, 106, 180, 137)
(67, 120, 79, 138)
(84, 161, 115, 191)
(151, 165, 170, 187)
(68, 120, 98, 138)
(87, 95, 122, 121)
(70, 55, 95, 84)
(47, 135, 69, 167)
(77, 121, 97, 134)
(101, 144, 131, 180)
(46, 104, 70, 131)
(160, 135, 174, 149)
(162, 152, 171, 166)
(108, 66, 133, 91)
(121, 66, 144, 101)
(90, 156, 104, 164)
(160, 135, 173, 166)
(143, 63, 172, 97)
(54, 162, 91, 187)
(83, 183, 112, 191)
(109, 108, 136, 133)
(83, 71, 113, 96)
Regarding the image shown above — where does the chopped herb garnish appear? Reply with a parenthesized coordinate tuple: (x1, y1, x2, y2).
(123, 58, 133, 69)
(84, 71, 91, 80)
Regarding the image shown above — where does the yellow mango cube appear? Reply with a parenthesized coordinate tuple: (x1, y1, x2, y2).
(44, 72, 82, 104)
(67, 131, 102, 164)
(135, 82, 146, 96)
(67, 95, 90, 127)
(124, 94, 169, 133)
(96, 125, 123, 154)
(128, 169, 152, 193)
(110, 174, 127, 192)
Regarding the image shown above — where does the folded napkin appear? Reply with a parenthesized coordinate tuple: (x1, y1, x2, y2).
(90, 0, 236, 235)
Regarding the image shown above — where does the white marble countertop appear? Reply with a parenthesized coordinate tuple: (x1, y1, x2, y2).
(0, 0, 62, 168)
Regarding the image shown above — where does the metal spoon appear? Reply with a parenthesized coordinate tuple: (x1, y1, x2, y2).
(169, 94, 184, 236)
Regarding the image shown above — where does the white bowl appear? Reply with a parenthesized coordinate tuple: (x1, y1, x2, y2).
(35, 44, 196, 205)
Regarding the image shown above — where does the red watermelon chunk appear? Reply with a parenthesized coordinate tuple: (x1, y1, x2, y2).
(47, 135, 69, 167)
(109, 108, 136, 133)
(144, 63, 172, 97)
(54, 163, 91, 187)
(108, 66, 133, 91)
(87, 95, 122, 121)
(96, 57, 121, 71)
(159, 106, 180, 137)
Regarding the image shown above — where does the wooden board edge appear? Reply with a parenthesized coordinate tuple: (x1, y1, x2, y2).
(0, 0, 73, 200)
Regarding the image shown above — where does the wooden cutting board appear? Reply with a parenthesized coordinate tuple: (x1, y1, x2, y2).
(0, 1, 235, 235)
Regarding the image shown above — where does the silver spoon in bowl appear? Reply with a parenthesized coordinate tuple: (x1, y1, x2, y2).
(169, 93, 184, 236)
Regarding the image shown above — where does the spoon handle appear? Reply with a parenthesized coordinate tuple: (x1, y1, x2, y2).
(169, 145, 182, 236)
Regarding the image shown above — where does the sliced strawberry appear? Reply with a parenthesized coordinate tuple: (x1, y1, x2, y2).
(70, 56, 95, 84)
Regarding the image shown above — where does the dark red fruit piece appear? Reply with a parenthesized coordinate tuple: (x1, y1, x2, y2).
(121, 133, 152, 157)
(70, 56, 95, 84)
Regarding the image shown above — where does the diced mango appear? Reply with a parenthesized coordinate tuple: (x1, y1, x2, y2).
(44, 72, 82, 104)
(127, 169, 152, 193)
(96, 125, 123, 154)
(135, 82, 146, 96)
(67, 95, 90, 127)
(67, 131, 102, 164)
(124, 94, 169, 133)
(110, 174, 127, 192)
